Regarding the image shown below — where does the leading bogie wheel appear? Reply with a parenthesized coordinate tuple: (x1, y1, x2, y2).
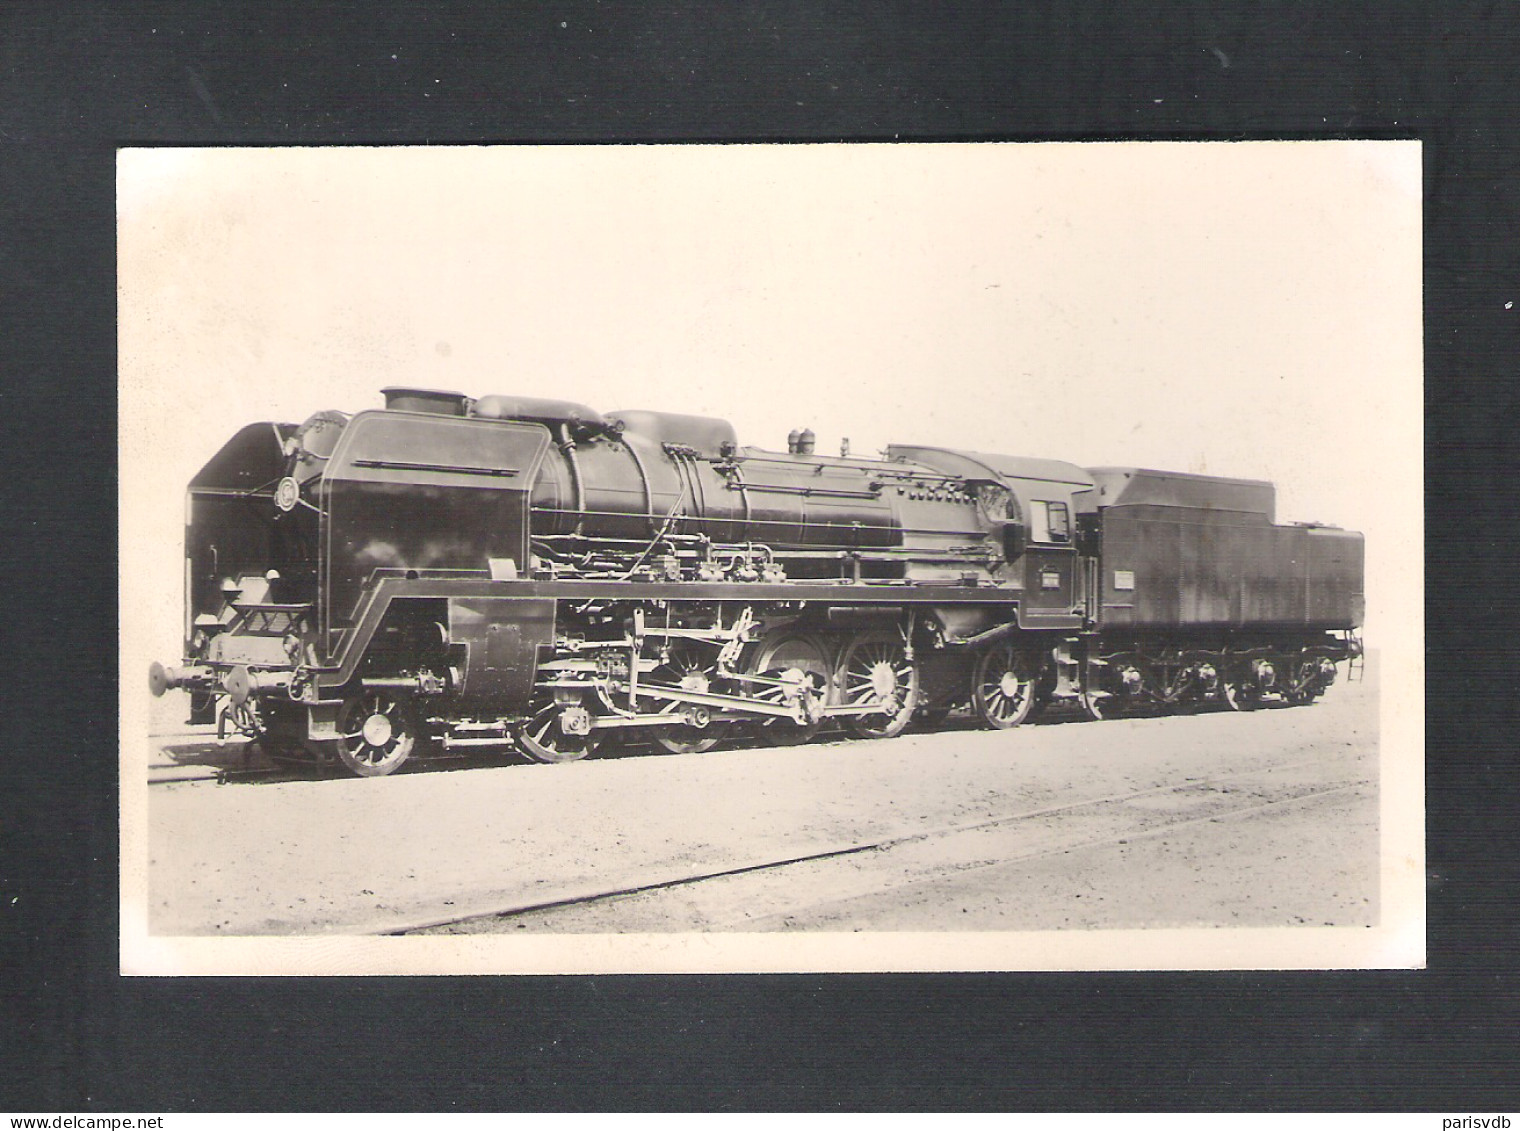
(972, 641, 1040, 729)
(247, 729, 311, 768)
(837, 635, 919, 739)
(332, 690, 417, 777)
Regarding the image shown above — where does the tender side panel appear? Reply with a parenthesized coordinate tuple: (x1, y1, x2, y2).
(1305, 527, 1366, 628)
(1098, 505, 1362, 631)
(321, 412, 552, 649)
(1099, 505, 1279, 629)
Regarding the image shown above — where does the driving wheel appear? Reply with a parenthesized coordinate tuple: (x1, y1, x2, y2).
(746, 633, 831, 746)
(837, 635, 919, 739)
(516, 701, 601, 764)
(651, 645, 731, 755)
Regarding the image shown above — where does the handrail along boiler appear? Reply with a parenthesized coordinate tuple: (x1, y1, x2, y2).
(149, 387, 1365, 776)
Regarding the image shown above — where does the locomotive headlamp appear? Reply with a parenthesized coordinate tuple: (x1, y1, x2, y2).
(191, 613, 223, 655)
(274, 476, 300, 512)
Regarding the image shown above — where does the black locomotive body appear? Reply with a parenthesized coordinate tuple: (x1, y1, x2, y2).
(150, 388, 1364, 776)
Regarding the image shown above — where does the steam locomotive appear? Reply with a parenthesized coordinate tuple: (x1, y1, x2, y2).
(149, 387, 1364, 777)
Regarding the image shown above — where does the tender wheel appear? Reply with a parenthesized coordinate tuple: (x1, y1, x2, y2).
(837, 636, 919, 739)
(1166, 696, 1202, 717)
(651, 646, 731, 755)
(1222, 677, 1260, 712)
(972, 641, 1040, 729)
(746, 633, 831, 746)
(1284, 662, 1328, 706)
(516, 702, 601, 764)
(1079, 681, 1117, 721)
(332, 691, 416, 777)
(243, 701, 312, 767)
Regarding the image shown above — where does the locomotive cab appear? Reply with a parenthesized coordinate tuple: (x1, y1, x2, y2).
(886, 445, 1095, 630)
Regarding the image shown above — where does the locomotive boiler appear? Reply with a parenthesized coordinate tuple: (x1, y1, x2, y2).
(149, 387, 1365, 776)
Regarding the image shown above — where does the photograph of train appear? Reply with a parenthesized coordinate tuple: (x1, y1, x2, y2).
(119, 143, 1421, 972)
(149, 388, 1364, 773)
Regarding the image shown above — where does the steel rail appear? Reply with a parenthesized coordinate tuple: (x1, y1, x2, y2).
(384, 757, 1369, 936)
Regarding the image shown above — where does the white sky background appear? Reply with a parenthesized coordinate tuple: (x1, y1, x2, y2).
(119, 142, 1421, 668)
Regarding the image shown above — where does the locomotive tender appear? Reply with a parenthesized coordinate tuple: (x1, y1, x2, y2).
(149, 387, 1365, 777)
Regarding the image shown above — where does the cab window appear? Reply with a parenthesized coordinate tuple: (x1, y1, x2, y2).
(1031, 500, 1070, 544)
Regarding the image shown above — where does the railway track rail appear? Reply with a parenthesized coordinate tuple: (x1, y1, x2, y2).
(145, 697, 1329, 789)
(398, 756, 1371, 936)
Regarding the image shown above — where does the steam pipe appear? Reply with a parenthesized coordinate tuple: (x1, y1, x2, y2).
(558, 422, 586, 535)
